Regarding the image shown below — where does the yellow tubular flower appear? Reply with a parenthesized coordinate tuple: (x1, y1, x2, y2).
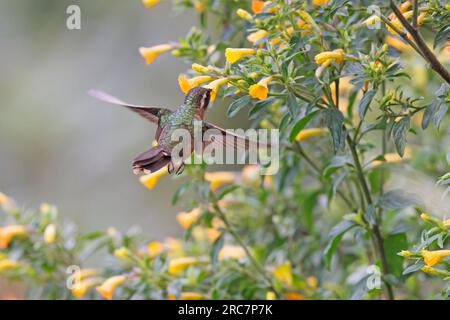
(249, 76, 273, 100)
(139, 44, 173, 65)
(40, 202, 52, 214)
(43, 224, 57, 244)
(168, 292, 205, 300)
(398, 250, 413, 257)
(399, 1, 412, 13)
(0, 225, 27, 248)
(421, 249, 450, 267)
(114, 247, 131, 259)
(218, 245, 246, 260)
(307, 276, 318, 289)
(236, 9, 253, 21)
(314, 49, 345, 65)
(225, 48, 255, 64)
(147, 241, 164, 257)
(0, 192, 9, 205)
(0, 259, 19, 272)
(191, 63, 210, 74)
(76, 269, 100, 281)
(96, 275, 127, 300)
(72, 278, 100, 298)
(266, 291, 277, 300)
(272, 262, 293, 287)
(295, 128, 327, 142)
(193, 0, 206, 12)
(386, 18, 404, 34)
(205, 228, 221, 242)
(142, 0, 160, 8)
(417, 12, 427, 25)
(168, 257, 201, 274)
(204, 171, 237, 191)
(285, 292, 305, 300)
(139, 168, 167, 189)
(165, 237, 184, 258)
(247, 30, 269, 44)
(178, 75, 213, 94)
(363, 15, 381, 27)
(176, 208, 201, 229)
(204, 78, 228, 101)
(444, 219, 450, 228)
(385, 35, 411, 52)
(313, 0, 329, 5)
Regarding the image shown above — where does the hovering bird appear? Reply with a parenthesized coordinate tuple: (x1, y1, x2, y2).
(88, 87, 259, 175)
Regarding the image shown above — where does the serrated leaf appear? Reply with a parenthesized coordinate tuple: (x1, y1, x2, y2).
(227, 95, 251, 118)
(358, 89, 376, 119)
(392, 117, 410, 156)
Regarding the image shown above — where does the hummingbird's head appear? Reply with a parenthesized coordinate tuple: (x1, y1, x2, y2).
(184, 86, 212, 111)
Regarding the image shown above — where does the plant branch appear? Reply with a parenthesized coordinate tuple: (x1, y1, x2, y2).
(210, 194, 281, 297)
(390, 0, 450, 84)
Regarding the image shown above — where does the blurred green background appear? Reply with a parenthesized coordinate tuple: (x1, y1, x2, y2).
(0, 0, 240, 238)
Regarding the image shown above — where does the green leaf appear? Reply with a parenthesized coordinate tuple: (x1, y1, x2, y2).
(421, 100, 438, 129)
(210, 232, 225, 269)
(324, 108, 345, 152)
(402, 261, 425, 275)
(363, 205, 377, 226)
(392, 117, 410, 157)
(172, 181, 191, 205)
(384, 233, 408, 277)
(433, 103, 448, 129)
(227, 95, 251, 118)
(289, 110, 318, 142)
(434, 25, 450, 49)
(217, 185, 239, 200)
(300, 190, 320, 232)
(286, 93, 299, 117)
(358, 89, 376, 119)
(378, 190, 414, 210)
(324, 220, 357, 269)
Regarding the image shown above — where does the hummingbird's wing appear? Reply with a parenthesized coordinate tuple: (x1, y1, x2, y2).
(202, 122, 278, 150)
(88, 89, 172, 124)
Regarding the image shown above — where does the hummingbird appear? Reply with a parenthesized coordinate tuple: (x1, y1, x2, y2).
(88, 87, 255, 175)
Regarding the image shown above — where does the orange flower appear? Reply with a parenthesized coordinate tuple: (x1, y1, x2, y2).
(252, 0, 265, 14)
(176, 208, 201, 229)
(285, 292, 305, 300)
(0, 225, 27, 248)
(385, 35, 411, 52)
(96, 275, 127, 300)
(313, 0, 329, 5)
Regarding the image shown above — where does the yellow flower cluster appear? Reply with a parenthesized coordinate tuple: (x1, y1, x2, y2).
(0, 225, 27, 248)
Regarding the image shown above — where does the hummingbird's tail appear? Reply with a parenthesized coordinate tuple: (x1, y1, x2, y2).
(132, 146, 171, 174)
